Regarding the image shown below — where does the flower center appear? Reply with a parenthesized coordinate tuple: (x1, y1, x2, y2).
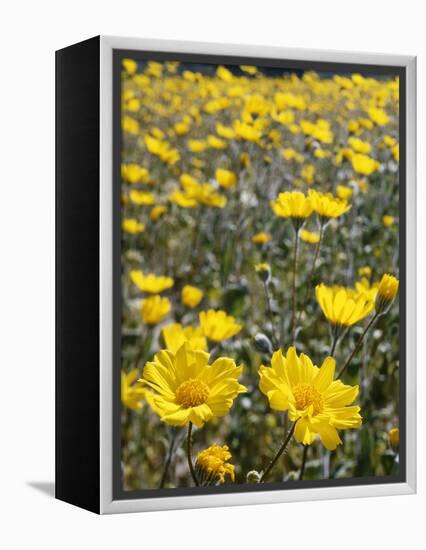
(175, 379, 210, 408)
(293, 384, 324, 415)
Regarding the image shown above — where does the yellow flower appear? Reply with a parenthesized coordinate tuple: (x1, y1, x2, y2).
(389, 427, 399, 448)
(122, 115, 140, 135)
(315, 283, 374, 327)
(368, 107, 390, 126)
(314, 148, 331, 159)
(336, 184, 353, 200)
(351, 153, 380, 175)
(273, 110, 295, 126)
(233, 120, 262, 142)
(180, 173, 199, 188)
(126, 97, 140, 112)
(270, 191, 313, 224)
(141, 342, 246, 427)
(187, 139, 208, 153)
(300, 118, 333, 144)
(130, 270, 174, 293)
(121, 163, 150, 184)
(358, 266, 372, 278)
(216, 65, 234, 82)
(150, 205, 168, 221)
(146, 61, 163, 78)
(375, 274, 399, 313)
(199, 310, 242, 342)
(195, 445, 235, 484)
(169, 191, 198, 208)
(140, 295, 171, 325)
(275, 92, 306, 111)
(381, 135, 397, 148)
(195, 184, 227, 208)
(383, 215, 395, 227)
(281, 148, 303, 162)
(121, 369, 146, 411)
(129, 190, 156, 206)
(359, 117, 374, 130)
(300, 229, 320, 244)
(391, 144, 399, 161)
(355, 278, 379, 302)
(204, 98, 231, 114)
(347, 119, 360, 133)
(207, 135, 227, 149)
(252, 232, 271, 244)
(259, 347, 362, 450)
(122, 58, 138, 75)
(181, 285, 204, 308)
(174, 121, 190, 135)
(301, 164, 315, 185)
(215, 168, 237, 189)
(144, 135, 180, 165)
(162, 323, 207, 353)
(348, 137, 371, 154)
(308, 189, 351, 220)
(216, 123, 235, 139)
(240, 65, 257, 75)
(122, 218, 145, 234)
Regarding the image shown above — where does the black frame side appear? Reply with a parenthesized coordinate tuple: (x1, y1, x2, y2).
(55, 36, 100, 514)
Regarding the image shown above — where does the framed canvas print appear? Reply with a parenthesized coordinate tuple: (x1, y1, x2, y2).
(55, 36, 416, 514)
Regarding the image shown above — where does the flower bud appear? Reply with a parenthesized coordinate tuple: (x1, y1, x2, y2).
(255, 262, 271, 283)
(246, 470, 261, 484)
(254, 333, 273, 355)
(388, 427, 399, 448)
(375, 274, 399, 314)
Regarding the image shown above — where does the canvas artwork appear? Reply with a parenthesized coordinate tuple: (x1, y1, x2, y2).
(117, 54, 403, 495)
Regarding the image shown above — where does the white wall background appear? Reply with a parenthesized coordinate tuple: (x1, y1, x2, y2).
(0, 1, 424, 548)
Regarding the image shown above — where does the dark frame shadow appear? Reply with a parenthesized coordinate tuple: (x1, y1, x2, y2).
(27, 481, 55, 498)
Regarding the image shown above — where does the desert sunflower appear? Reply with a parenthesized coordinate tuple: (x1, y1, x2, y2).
(199, 310, 242, 342)
(259, 347, 362, 451)
(300, 229, 320, 244)
(181, 285, 204, 308)
(130, 270, 174, 293)
(122, 218, 145, 234)
(140, 295, 171, 325)
(270, 191, 312, 229)
(121, 369, 146, 411)
(316, 283, 374, 328)
(308, 189, 351, 221)
(141, 342, 246, 428)
(195, 444, 235, 485)
(162, 323, 207, 353)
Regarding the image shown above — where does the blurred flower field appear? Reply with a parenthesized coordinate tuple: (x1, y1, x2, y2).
(119, 58, 401, 491)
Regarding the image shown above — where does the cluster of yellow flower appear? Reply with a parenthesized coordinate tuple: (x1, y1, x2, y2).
(120, 59, 398, 240)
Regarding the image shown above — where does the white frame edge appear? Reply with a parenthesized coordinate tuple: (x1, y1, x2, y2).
(99, 36, 417, 514)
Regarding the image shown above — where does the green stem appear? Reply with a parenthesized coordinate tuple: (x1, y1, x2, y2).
(299, 445, 308, 480)
(291, 229, 300, 344)
(260, 421, 296, 483)
(337, 312, 379, 379)
(186, 422, 199, 487)
(330, 325, 340, 357)
(299, 222, 324, 324)
(264, 281, 279, 349)
(159, 429, 177, 488)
